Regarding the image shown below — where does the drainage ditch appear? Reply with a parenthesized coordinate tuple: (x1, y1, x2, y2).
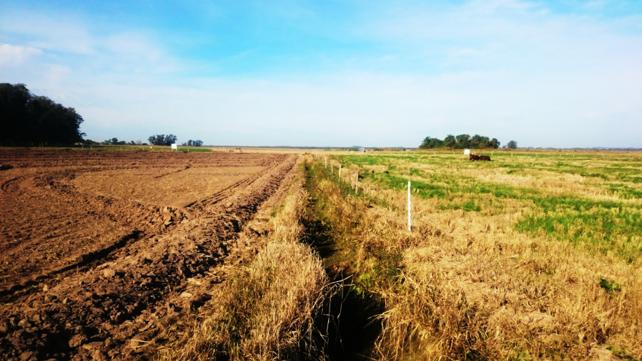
(302, 162, 384, 361)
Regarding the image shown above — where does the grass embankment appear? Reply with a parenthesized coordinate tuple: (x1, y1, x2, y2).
(161, 164, 330, 360)
(309, 153, 641, 360)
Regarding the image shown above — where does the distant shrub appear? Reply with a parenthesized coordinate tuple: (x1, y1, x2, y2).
(183, 139, 203, 147)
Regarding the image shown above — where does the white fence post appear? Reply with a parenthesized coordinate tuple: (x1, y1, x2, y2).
(407, 180, 412, 232)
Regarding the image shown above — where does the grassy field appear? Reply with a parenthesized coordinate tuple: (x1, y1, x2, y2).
(303, 150, 641, 360)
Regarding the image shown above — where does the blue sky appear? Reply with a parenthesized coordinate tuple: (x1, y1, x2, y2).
(1, 0, 641, 147)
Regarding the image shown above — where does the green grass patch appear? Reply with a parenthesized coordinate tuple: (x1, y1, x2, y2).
(339, 155, 391, 166)
(516, 208, 642, 262)
(178, 146, 211, 152)
(438, 200, 481, 212)
(608, 183, 642, 199)
(365, 172, 448, 199)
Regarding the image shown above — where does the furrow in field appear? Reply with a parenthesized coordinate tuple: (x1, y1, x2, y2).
(0, 231, 143, 302)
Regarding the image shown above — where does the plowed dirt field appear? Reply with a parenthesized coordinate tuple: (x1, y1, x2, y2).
(0, 148, 297, 360)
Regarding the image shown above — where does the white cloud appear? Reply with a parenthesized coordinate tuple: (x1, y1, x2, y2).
(0, 43, 42, 66)
(0, 11, 94, 54)
(0, 9, 176, 76)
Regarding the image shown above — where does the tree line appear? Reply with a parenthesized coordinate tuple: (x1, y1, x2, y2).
(0, 83, 85, 146)
(420, 134, 517, 149)
(102, 135, 204, 147)
(0, 83, 205, 148)
(147, 135, 203, 147)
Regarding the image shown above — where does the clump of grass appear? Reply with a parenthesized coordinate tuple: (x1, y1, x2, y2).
(438, 200, 481, 212)
(172, 241, 327, 361)
(608, 183, 642, 199)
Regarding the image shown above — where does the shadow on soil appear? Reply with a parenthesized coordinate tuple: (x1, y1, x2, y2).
(302, 208, 383, 361)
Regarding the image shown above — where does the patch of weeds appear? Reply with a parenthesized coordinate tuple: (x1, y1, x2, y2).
(510, 350, 532, 361)
(409, 167, 423, 177)
(531, 196, 622, 212)
(353, 272, 375, 296)
(179, 147, 211, 153)
(470, 182, 535, 199)
(366, 172, 448, 199)
(439, 200, 481, 212)
(599, 277, 621, 293)
(578, 170, 609, 180)
(462, 200, 481, 212)
(608, 183, 642, 199)
(515, 208, 642, 262)
(606, 345, 637, 361)
(339, 155, 389, 166)
(626, 176, 642, 184)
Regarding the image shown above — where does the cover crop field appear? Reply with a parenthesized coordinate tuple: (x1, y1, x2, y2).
(307, 150, 641, 360)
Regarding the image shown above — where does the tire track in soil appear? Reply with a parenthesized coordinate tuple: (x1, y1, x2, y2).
(153, 165, 191, 179)
(0, 176, 24, 192)
(0, 231, 143, 302)
(184, 174, 258, 213)
(0, 155, 296, 360)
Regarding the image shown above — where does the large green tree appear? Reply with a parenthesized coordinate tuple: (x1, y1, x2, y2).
(455, 134, 471, 148)
(419, 136, 444, 149)
(443, 135, 457, 148)
(148, 134, 178, 146)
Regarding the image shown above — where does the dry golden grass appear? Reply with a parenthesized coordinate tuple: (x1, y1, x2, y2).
(305, 153, 642, 360)
(160, 165, 330, 361)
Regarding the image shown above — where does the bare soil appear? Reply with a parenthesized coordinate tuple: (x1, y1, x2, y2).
(0, 148, 296, 360)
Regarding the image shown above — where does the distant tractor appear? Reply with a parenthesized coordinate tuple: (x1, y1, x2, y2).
(469, 153, 491, 161)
